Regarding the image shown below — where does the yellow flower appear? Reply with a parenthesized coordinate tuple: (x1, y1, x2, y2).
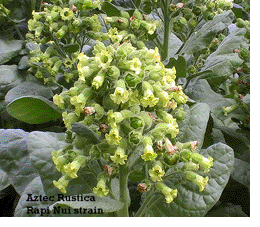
(53, 94, 65, 109)
(140, 89, 159, 107)
(110, 147, 128, 165)
(105, 127, 122, 145)
(149, 164, 165, 182)
(141, 144, 158, 161)
(191, 153, 214, 173)
(70, 94, 88, 116)
(53, 176, 70, 194)
(110, 80, 129, 104)
(93, 178, 109, 197)
(60, 8, 74, 21)
(185, 171, 209, 192)
(62, 111, 78, 130)
(156, 182, 178, 203)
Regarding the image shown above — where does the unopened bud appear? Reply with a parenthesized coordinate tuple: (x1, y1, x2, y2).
(137, 183, 147, 193)
(84, 107, 95, 116)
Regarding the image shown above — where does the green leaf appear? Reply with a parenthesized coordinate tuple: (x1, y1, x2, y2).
(0, 38, 23, 64)
(28, 131, 97, 197)
(101, 2, 133, 17)
(18, 55, 30, 70)
(5, 81, 53, 104)
(14, 177, 51, 217)
(6, 95, 62, 124)
(49, 193, 124, 215)
(63, 43, 80, 53)
(185, 79, 239, 121)
(0, 129, 38, 195)
(148, 143, 234, 217)
(166, 56, 186, 79)
(205, 203, 248, 217)
(177, 103, 210, 150)
(231, 158, 250, 189)
(0, 65, 25, 94)
(180, 11, 235, 55)
(198, 25, 249, 86)
(71, 122, 101, 144)
(0, 169, 10, 191)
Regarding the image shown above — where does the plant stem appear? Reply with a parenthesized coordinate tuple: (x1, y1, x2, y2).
(161, 0, 170, 61)
(118, 164, 129, 217)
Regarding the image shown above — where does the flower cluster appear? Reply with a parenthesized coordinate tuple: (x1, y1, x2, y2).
(27, 0, 214, 203)
(51, 38, 214, 201)
(52, 145, 87, 193)
(171, 0, 233, 34)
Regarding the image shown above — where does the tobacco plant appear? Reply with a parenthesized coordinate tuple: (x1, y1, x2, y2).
(0, 0, 249, 217)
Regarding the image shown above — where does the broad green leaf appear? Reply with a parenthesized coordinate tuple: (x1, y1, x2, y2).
(14, 176, 52, 217)
(28, 131, 97, 197)
(71, 122, 101, 144)
(110, 178, 131, 205)
(148, 143, 234, 217)
(6, 95, 62, 124)
(5, 81, 53, 104)
(205, 203, 248, 217)
(185, 79, 240, 121)
(101, 2, 133, 16)
(0, 129, 38, 195)
(49, 193, 124, 215)
(177, 103, 210, 150)
(199, 25, 249, 86)
(18, 55, 30, 70)
(0, 65, 25, 94)
(179, 11, 235, 55)
(166, 56, 186, 79)
(0, 38, 23, 64)
(0, 169, 10, 190)
(231, 158, 250, 189)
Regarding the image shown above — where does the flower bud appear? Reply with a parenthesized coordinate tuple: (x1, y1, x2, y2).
(92, 70, 106, 89)
(182, 162, 200, 171)
(55, 25, 68, 39)
(164, 151, 179, 165)
(133, 10, 143, 20)
(104, 165, 113, 177)
(180, 149, 192, 162)
(173, 106, 186, 121)
(238, 48, 250, 61)
(137, 183, 147, 193)
(125, 72, 141, 88)
(129, 131, 142, 144)
(206, 1, 215, 10)
(188, 18, 198, 29)
(106, 66, 120, 81)
(120, 10, 130, 19)
(130, 117, 144, 129)
(155, 182, 178, 203)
